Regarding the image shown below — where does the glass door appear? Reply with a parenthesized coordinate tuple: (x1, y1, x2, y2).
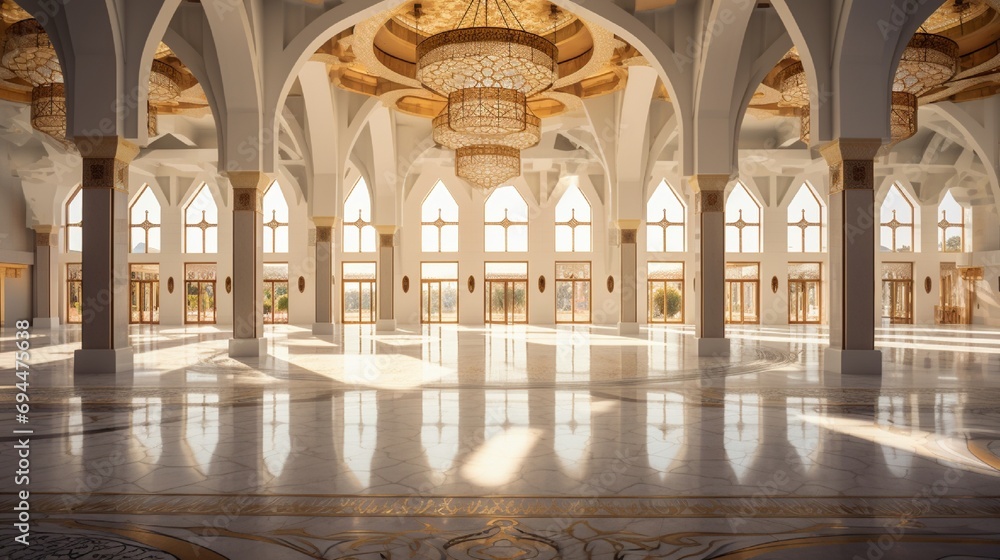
(725, 263, 760, 324)
(421, 263, 459, 324)
(555, 262, 591, 324)
(343, 262, 377, 324)
(647, 262, 685, 324)
(881, 262, 913, 325)
(788, 263, 821, 324)
(484, 262, 528, 324)
(185, 263, 217, 324)
(130, 264, 160, 324)
(263, 263, 289, 324)
(67, 263, 83, 324)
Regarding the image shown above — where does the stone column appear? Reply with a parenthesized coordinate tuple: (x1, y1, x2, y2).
(820, 139, 883, 375)
(32, 226, 59, 328)
(312, 217, 338, 336)
(228, 171, 269, 357)
(690, 175, 730, 357)
(73, 137, 139, 375)
(375, 226, 397, 332)
(617, 220, 640, 335)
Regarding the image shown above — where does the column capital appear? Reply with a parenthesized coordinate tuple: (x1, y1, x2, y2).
(311, 216, 340, 228)
(375, 225, 398, 248)
(820, 138, 882, 194)
(227, 171, 271, 213)
(687, 174, 731, 193)
(34, 226, 56, 247)
(74, 136, 139, 162)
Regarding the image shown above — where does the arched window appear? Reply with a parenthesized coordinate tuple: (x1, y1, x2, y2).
(725, 183, 761, 253)
(65, 187, 82, 253)
(130, 185, 161, 253)
(787, 183, 823, 253)
(938, 190, 967, 253)
(880, 183, 914, 252)
(262, 181, 289, 253)
(343, 178, 376, 253)
(555, 183, 592, 252)
(184, 184, 218, 253)
(646, 180, 685, 252)
(485, 185, 528, 252)
(421, 181, 459, 252)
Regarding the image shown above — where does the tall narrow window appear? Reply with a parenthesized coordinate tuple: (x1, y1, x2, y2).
(421, 181, 459, 252)
(787, 183, 823, 253)
(262, 181, 289, 253)
(938, 190, 967, 253)
(646, 180, 685, 252)
(725, 183, 761, 253)
(880, 184, 915, 252)
(485, 186, 528, 252)
(344, 178, 376, 253)
(130, 185, 161, 253)
(555, 183, 592, 252)
(65, 187, 82, 253)
(67, 263, 82, 324)
(185, 184, 218, 253)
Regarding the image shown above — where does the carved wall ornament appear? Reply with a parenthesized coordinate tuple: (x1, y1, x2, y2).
(315, 226, 332, 243)
(402, 275, 410, 293)
(924, 276, 932, 294)
(233, 188, 262, 213)
(467, 275, 475, 293)
(225, 277, 232, 294)
(607, 275, 615, 293)
(696, 190, 725, 213)
(380, 233, 395, 248)
(167, 277, 174, 294)
(298, 276, 306, 293)
(538, 275, 545, 293)
(771, 276, 779, 294)
(620, 228, 637, 244)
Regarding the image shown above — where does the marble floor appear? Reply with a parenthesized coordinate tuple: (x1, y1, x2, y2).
(1, 324, 999, 558)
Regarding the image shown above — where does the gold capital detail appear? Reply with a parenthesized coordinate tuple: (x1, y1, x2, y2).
(696, 191, 725, 213)
(821, 139, 882, 195)
(316, 226, 333, 243)
(380, 233, 395, 248)
(620, 229, 637, 244)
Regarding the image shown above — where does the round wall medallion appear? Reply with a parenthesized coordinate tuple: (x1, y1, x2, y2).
(771, 276, 779, 294)
(924, 276, 932, 294)
(607, 276, 615, 293)
(402, 275, 410, 293)
(298, 276, 306, 293)
(467, 275, 475, 293)
(225, 277, 232, 294)
(538, 275, 546, 293)
(167, 277, 174, 294)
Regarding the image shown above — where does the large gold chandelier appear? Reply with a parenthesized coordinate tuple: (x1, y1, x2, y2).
(415, 0, 557, 191)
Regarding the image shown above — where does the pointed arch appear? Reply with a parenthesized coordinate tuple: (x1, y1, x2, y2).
(421, 180, 459, 253)
(787, 183, 824, 253)
(937, 190, 968, 253)
(130, 185, 162, 254)
(555, 181, 592, 253)
(485, 185, 528, 253)
(64, 186, 83, 253)
(646, 179, 686, 253)
(263, 181, 290, 253)
(343, 177, 376, 253)
(185, 184, 219, 254)
(725, 183, 761, 253)
(880, 183, 915, 253)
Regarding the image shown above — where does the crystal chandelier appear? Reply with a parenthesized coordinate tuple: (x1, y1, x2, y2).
(1, 18, 62, 85)
(415, 0, 557, 191)
(455, 145, 521, 190)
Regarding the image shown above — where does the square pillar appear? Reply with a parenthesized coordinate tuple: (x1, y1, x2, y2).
(33, 226, 59, 328)
(375, 226, 396, 333)
(617, 220, 640, 335)
(73, 137, 139, 375)
(228, 171, 269, 358)
(312, 217, 339, 336)
(821, 139, 883, 375)
(690, 175, 730, 357)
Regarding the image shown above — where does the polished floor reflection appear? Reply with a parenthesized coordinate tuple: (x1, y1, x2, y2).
(1, 324, 999, 558)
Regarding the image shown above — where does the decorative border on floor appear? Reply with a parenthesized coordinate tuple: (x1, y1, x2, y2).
(8, 493, 1000, 519)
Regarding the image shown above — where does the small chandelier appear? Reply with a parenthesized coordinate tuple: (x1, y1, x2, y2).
(433, 107, 540, 150)
(149, 59, 183, 104)
(456, 145, 521, 190)
(894, 33, 959, 95)
(1, 18, 62, 85)
(32, 83, 158, 143)
(776, 60, 808, 108)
